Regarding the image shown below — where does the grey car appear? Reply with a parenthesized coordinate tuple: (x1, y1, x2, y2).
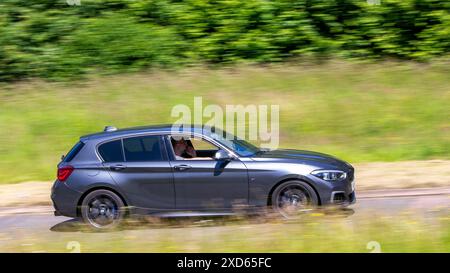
(52, 125, 355, 229)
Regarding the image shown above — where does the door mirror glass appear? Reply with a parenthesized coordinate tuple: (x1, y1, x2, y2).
(214, 150, 232, 161)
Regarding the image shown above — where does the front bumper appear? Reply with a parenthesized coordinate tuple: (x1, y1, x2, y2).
(330, 190, 356, 206)
(306, 173, 356, 206)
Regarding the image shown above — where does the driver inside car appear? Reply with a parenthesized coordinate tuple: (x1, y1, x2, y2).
(171, 137, 212, 160)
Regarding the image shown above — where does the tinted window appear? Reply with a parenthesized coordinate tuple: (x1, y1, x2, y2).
(123, 135, 163, 162)
(98, 140, 124, 162)
(64, 141, 85, 162)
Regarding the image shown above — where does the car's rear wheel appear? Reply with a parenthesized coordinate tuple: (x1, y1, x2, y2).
(80, 189, 125, 230)
(271, 181, 319, 218)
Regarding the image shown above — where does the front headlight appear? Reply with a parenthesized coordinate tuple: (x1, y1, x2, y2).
(311, 170, 347, 182)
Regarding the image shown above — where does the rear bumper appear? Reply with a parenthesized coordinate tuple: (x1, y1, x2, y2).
(51, 180, 82, 218)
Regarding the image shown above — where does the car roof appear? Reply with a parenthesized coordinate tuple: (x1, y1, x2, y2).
(80, 124, 218, 142)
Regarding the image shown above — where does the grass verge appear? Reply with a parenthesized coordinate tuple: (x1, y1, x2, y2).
(0, 209, 448, 252)
(0, 61, 449, 183)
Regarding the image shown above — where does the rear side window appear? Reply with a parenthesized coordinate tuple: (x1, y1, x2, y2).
(98, 140, 124, 162)
(64, 141, 85, 162)
(123, 135, 163, 162)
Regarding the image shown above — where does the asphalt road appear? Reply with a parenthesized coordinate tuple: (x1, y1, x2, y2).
(0, 189, 448, 234)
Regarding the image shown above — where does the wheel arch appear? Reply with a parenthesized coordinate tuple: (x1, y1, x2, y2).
(76, 186, 129, 217)
(267, 178, 322, 206)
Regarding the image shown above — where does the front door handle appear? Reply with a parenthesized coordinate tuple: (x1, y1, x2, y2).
(110, 164, 126, 171)
(174, 164, 192, 171)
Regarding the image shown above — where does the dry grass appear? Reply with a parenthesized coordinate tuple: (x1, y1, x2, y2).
(354, 160, 450, 190)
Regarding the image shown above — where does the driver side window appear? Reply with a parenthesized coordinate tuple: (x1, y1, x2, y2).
(170, 135, 218, 160)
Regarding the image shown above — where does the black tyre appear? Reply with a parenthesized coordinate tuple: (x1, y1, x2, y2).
(80, 189, 126, 230)
(271, 181, 319, 218)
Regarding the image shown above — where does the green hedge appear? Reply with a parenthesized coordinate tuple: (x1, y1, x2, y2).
(0, 0, 449, 80)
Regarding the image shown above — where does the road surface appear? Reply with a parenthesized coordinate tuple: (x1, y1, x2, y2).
(0, 188, 448, 233)
(0, 188, 448, 253)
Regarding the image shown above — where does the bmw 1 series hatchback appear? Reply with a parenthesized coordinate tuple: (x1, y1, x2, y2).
(52, 125, 355, 229)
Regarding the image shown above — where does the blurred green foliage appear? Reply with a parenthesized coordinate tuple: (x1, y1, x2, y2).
(0, 0, 449, 81)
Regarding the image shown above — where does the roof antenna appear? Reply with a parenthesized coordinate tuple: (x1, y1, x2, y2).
(104, 126, 117, 132)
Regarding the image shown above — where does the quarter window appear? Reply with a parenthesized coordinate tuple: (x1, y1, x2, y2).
(64, 141, 85, 162)
(98, 140, 124, 162)
(123, 135, 163, 162)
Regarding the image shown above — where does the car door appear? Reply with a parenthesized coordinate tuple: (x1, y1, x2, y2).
(167, 135, 249, 210)
(100, 135, 175, 211)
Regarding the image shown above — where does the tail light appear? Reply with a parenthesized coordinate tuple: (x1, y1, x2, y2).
(57, 166, 74, 182)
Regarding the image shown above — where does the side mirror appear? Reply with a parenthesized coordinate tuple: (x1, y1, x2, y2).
(214, 150, 232, 161)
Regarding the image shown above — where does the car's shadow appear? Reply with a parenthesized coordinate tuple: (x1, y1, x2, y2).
(50, 215, 265, 233)
(50, 208, 355, 233)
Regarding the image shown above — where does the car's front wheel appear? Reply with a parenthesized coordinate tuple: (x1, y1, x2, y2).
(271, 181, 319, 218)
(80, 189, 126, 230)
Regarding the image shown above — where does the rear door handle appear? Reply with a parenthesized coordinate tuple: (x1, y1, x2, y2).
(110, 164, 126, 171)
(174, 164, 192, 171)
